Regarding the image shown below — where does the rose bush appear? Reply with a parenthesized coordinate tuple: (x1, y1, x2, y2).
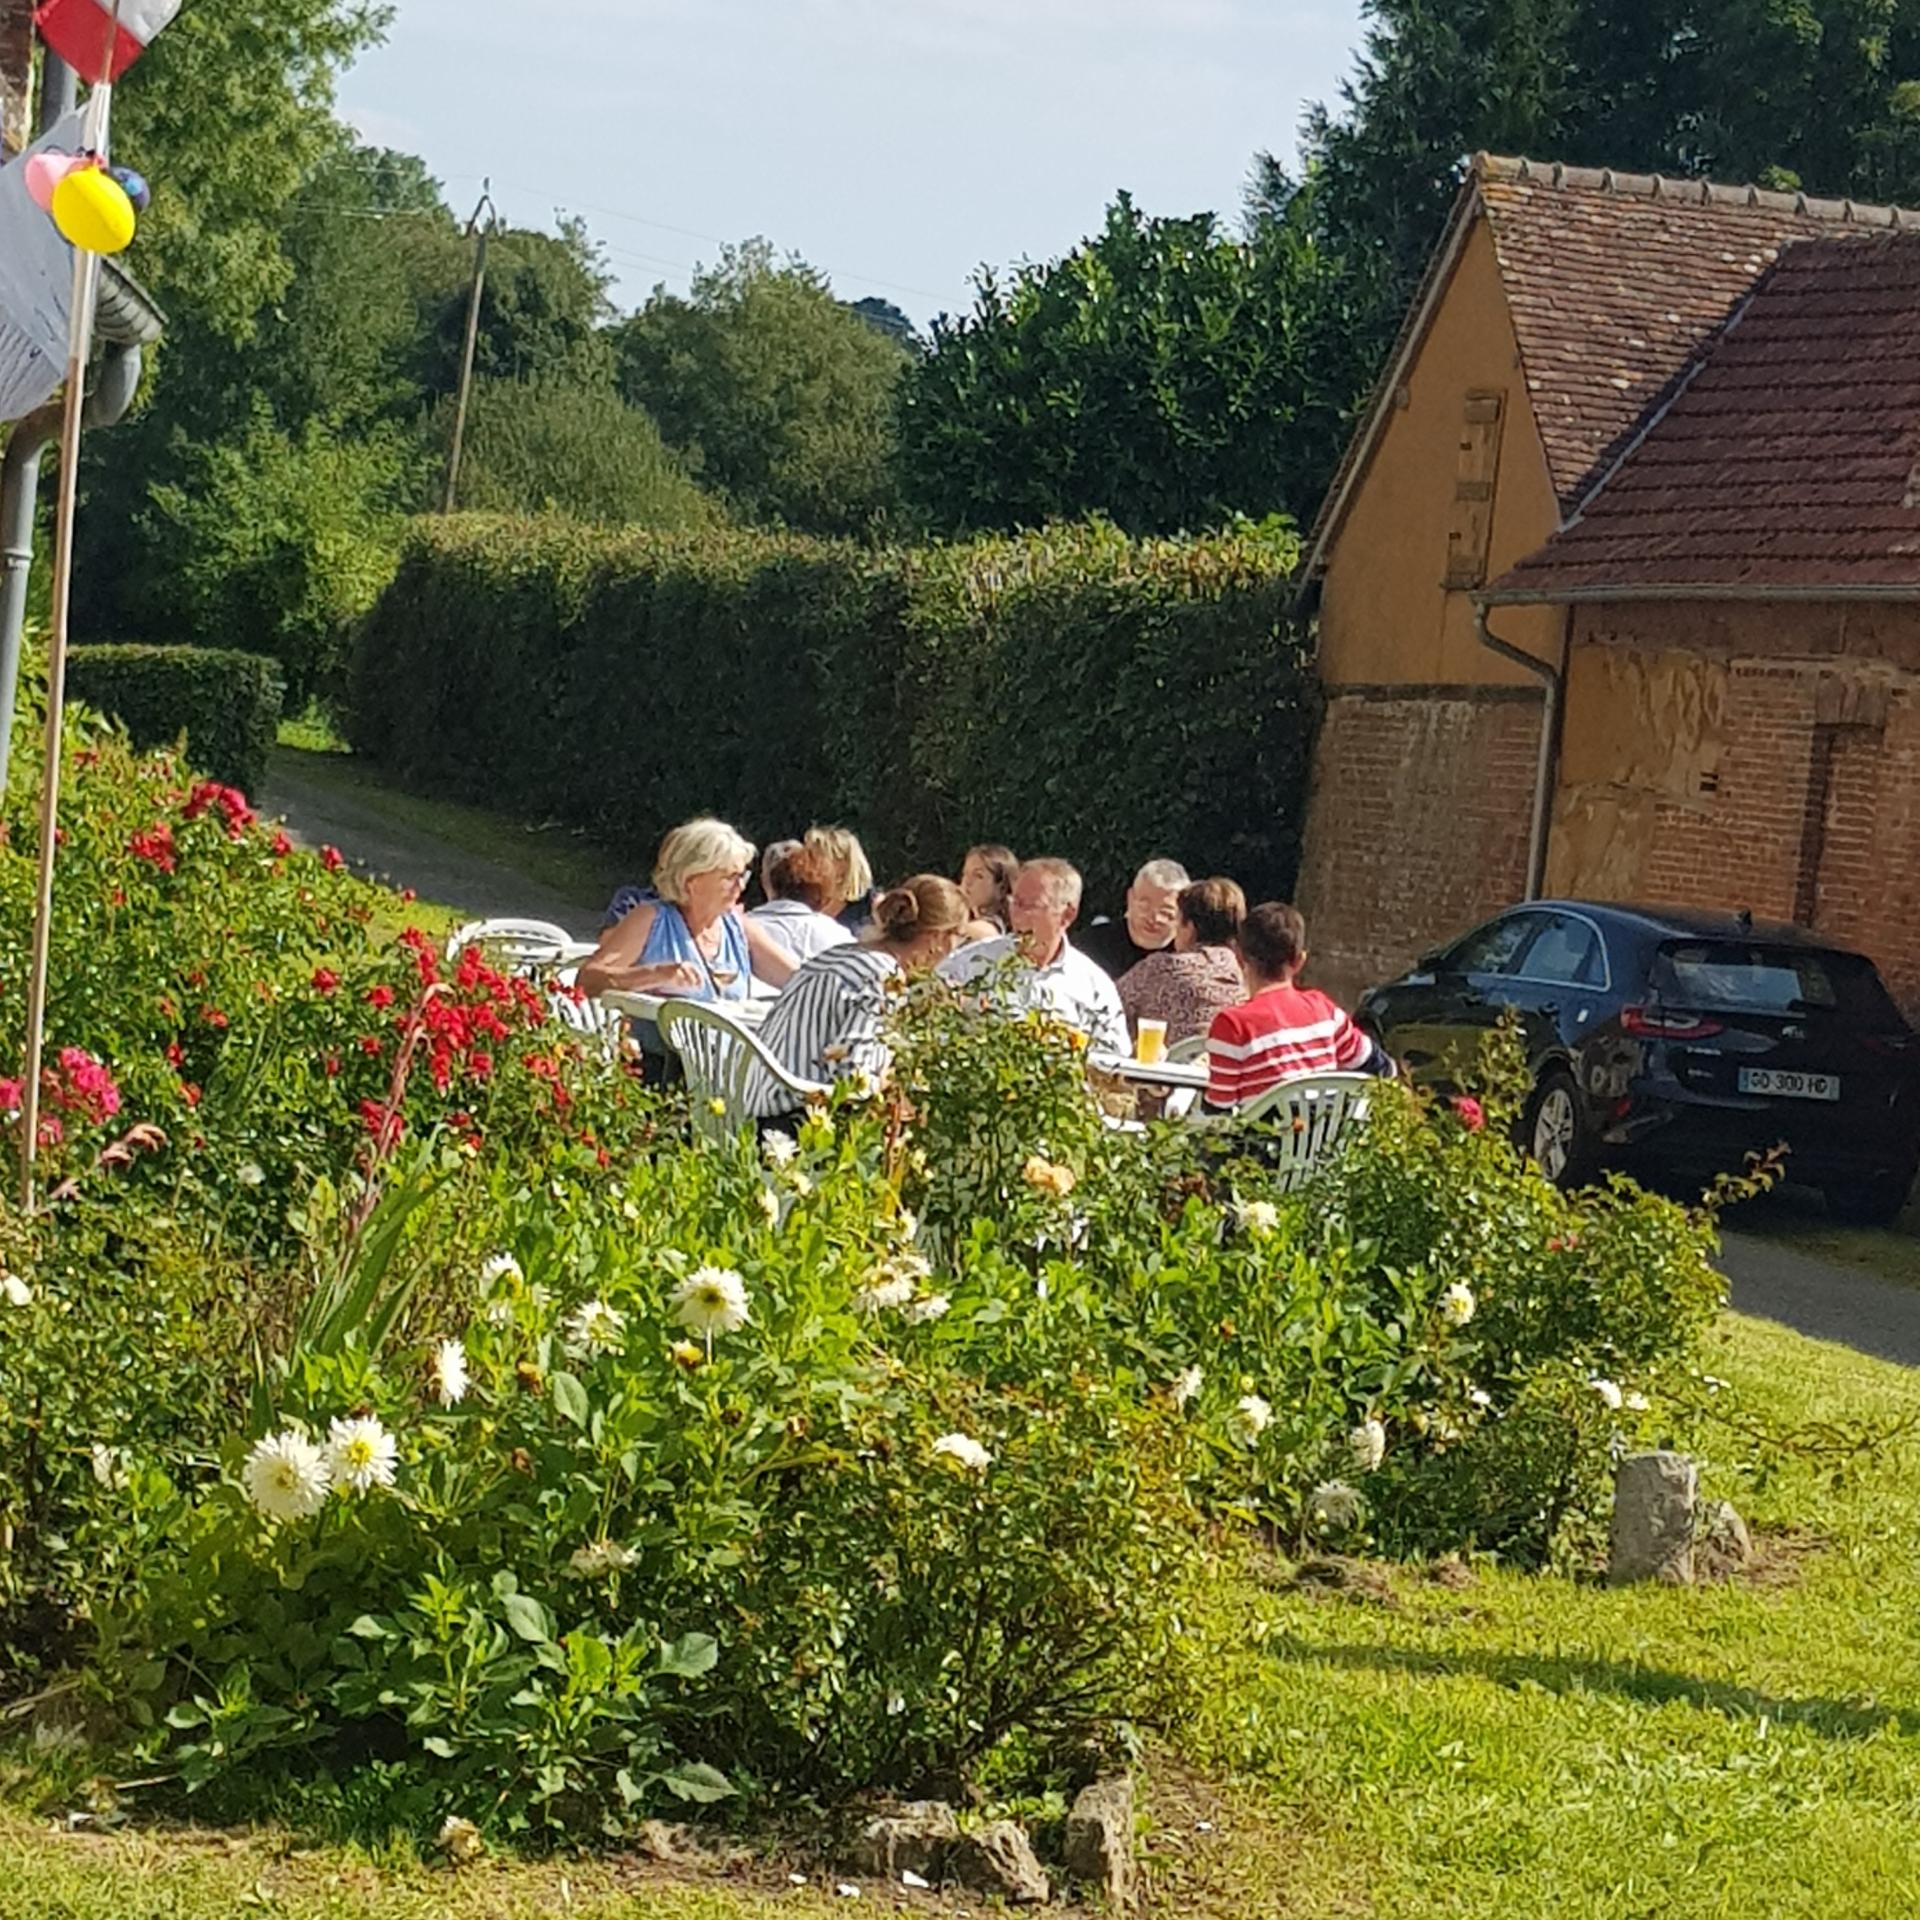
(1, 715, 1732, 1845)
(0, 715, 660, 1657)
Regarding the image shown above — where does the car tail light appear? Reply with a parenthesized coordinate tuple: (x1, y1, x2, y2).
(1622, 1005, 1724, 1040)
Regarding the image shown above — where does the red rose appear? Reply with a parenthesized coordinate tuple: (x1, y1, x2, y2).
(321, 845, 345, 872)
(365, 985, 395, 1010)
(272, 831, 293, 858)
(358, 1035, 383, 1058)
(1452, 1096, 1485, 1133)
(311, 968, 340, 995)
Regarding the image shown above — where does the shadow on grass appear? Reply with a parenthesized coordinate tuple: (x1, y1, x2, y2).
(1265, 1637, 1920, 1741)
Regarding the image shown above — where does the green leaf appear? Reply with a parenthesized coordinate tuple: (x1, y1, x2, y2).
(501, 1591, 555, 1645)
(550, 1370, 590, 1429)
(657, 1631, 719, 1680)
(661, 1760, 734, 1803)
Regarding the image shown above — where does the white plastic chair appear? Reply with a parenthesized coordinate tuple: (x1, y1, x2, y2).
(655, 999, 829, 1141)
(1159, 1034, 1212, 1120)
(444, 917, 577, 971)
(1213, 1070, 1375, 1190)
(548, 965, 626, 1053)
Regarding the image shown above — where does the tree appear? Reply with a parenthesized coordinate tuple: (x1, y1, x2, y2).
(426, 379, 720, 528)
(111, 0, 391, 342)
(141, 412, 415, 703)
(845, 296, 923, 353)
(413, 218, 616, 402)
(898, 192, 1364, 537)
(612, 241, 908, 536)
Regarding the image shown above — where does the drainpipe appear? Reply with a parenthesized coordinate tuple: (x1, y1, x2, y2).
(0, 340, 142, 794)
(1475, 604, 1566, 901)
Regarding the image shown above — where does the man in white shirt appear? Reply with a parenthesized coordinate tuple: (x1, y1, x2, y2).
(941, 855, 1128, 1055)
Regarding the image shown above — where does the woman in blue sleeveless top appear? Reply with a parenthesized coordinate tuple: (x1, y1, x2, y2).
(578, 818, 797, 1004)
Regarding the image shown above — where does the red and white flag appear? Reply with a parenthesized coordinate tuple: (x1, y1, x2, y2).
(33, 0, 181, 82)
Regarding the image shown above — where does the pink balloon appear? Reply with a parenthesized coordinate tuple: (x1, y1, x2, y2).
(24, 151, 79, 213)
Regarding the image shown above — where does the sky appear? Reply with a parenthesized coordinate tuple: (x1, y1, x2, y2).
(339, 0, 1368, 327)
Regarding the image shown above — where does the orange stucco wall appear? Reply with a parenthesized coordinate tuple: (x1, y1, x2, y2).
(1316, 217, 1563, 688)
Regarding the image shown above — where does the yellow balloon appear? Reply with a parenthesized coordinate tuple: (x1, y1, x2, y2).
(51, 167, 136, 256)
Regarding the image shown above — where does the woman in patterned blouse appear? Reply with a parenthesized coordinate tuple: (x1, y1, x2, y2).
(1116, 876, 1247, 1047)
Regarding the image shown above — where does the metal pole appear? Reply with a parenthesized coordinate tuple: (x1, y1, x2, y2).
(441, 184, 493, 514)
(18, 69, 109, 1207)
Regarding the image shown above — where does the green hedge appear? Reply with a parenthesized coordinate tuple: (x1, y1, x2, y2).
(67, 646, 286, 795)
(347, 516, 1314, 908)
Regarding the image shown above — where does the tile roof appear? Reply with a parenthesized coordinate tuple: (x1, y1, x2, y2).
(1478, 155, 1920, 509)
(1301, 154, 1920, 584)
(1485, 233, 1920, 600)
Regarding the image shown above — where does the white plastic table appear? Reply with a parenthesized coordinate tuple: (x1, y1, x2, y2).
(1089, 1053, 1210, 1093)
(601, 990, 772, 1029)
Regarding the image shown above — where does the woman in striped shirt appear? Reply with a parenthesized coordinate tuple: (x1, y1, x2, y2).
(745, 875, 971, 1119)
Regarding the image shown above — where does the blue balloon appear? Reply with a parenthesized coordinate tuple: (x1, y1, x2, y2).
(109, 166, 151, 214)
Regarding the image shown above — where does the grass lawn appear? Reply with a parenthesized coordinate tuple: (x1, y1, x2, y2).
(7, 1309, 1919, 1918)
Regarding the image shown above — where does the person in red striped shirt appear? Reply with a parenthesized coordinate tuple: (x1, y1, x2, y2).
(1204, 902, 1390, 1110)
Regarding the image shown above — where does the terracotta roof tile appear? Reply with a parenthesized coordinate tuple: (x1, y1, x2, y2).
(1477, 156, 1920, 507)
(1301, 154, 1920, 583)
(1486, 234, 1920, 598)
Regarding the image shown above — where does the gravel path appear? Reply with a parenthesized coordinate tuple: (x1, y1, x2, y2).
(258, 749, 608, 934)
(1719, 1229, 1920, 1367)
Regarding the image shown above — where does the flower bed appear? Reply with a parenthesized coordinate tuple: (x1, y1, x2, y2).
(0, 720, 1732, 1848)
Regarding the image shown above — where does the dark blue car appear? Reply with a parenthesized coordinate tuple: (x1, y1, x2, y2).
(1357, 901, 1920, 1222)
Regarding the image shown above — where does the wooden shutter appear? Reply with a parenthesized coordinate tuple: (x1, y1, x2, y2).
(1444, 391, 1505, 590)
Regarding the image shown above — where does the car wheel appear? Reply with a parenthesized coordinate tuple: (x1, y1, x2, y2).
(1524, 1068, 1593, 1188)
(1823, 1170, 1915, 1228)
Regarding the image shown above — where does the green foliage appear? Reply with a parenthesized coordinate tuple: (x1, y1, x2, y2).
(347, 514, 1312, 909)
(0, 716, 660, 1657)
(901, 192, 1363, 537)
(66, 646, 286, 793)
(0, 839, 1731, 1839)
(112, 0, 390, 345)
(614, 241, 908, 536)
(432, 380, 721, 527)
(140, 415, 414, 703)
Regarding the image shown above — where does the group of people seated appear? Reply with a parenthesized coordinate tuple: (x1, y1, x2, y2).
(576, 818, 1389, 1123)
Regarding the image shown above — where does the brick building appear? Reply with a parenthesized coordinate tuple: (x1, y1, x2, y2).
(1293, 154, 1920, 1010)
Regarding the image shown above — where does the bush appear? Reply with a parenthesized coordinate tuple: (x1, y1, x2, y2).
(139, 414, 415, 704)
(348, 515, 1313, 907)
(66, 646, 286, 792)
(0, 718, 662, 1655)
(426, 378, 722, 528)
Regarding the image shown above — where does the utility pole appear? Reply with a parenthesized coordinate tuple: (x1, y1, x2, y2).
(441, 183, 495, 514)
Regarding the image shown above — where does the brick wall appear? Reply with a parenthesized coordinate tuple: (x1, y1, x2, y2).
(1556, 603, 1920, 1016)
(1295, 685, 1545, 1004)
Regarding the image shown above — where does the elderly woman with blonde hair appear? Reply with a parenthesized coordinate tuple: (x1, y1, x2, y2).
(579, 817, 797, 1002)
(804, 824, 875, 931)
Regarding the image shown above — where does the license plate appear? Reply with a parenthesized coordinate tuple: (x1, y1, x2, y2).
(1738, 1067, 1841, 1101)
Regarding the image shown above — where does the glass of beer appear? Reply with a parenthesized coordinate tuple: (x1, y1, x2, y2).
(1135, 1018, 1168, 1065)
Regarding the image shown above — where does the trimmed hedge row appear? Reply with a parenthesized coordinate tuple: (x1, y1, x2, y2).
(67, 646, 286, 794)
(347, 516, 1315, 909)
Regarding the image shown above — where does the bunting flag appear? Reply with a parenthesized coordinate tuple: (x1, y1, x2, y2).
(33, 0, 180, 82)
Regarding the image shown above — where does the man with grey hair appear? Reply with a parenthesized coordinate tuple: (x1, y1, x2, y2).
(1078, 856, 1191, 982)
(940, 855, 1128, 1054)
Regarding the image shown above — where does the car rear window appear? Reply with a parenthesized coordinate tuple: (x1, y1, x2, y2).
(1653, 942, 1903, 1024)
